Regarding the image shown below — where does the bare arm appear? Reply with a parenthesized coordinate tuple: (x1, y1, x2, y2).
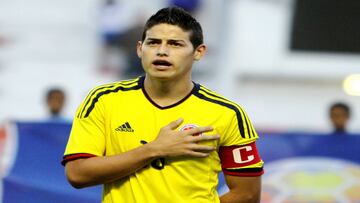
(65, 144, 158, 188)
(65, 118, 219, 188)
(220, 175, 261, 203)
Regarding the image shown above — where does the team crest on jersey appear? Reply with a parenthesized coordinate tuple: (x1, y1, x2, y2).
(180, 124, 202, 136)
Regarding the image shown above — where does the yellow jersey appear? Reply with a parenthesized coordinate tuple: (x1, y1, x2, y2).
(62, 76, 263, 203)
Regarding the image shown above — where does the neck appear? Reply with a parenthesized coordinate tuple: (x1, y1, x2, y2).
(143, 75, 194, 106)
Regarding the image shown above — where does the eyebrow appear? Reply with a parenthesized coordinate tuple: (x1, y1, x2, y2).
(146, 38, 161, 42)
(146, 38, 186, 43)
(168, 39, 185, 44)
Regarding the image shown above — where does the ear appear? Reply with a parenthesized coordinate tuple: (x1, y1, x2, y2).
(136, 41, 143, 58)
(193, 44, 207, 61)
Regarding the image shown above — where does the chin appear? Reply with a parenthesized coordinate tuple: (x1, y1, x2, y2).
(147, 71, 176, 80)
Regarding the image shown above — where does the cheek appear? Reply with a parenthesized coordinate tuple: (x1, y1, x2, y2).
(177, 51, 195, 62)
(139, 51, 152, 63)
(181, 55, 195, 66)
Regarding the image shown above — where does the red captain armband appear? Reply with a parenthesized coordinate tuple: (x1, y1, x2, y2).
(219, 142, 264, 176)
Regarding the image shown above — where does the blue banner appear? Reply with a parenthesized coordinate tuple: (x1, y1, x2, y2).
(1, 122, 360, 203)
(1, 122, 101, 203)
(257, 132, 360, 163)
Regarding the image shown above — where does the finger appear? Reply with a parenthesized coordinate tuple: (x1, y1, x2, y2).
(186, 126, 214, 135)
(186, 151, 211, 158)
(189, 144, 217, 152)
(165, 118, 184, 130)
(192, 134, 220, 142)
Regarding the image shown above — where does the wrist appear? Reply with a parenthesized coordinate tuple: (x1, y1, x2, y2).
(142, 141, 163, 159)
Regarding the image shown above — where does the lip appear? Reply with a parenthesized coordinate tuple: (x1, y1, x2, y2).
(152, 59, 173, 70)
(151, 64, 172, 71)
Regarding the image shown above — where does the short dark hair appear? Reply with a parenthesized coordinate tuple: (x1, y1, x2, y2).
(329, 102, 351, 118)
(46, 88, 65, 101)
(141, 7, 204, 49)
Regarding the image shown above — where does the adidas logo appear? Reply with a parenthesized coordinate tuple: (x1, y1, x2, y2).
(115, 122, 134, 132)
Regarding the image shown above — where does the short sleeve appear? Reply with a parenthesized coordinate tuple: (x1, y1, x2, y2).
(220, 108, 258, 146)
(62, 90, 106, 165)
(219, 108, 264, 176)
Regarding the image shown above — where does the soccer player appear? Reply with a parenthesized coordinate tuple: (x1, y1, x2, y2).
(62, 7, 264, 203)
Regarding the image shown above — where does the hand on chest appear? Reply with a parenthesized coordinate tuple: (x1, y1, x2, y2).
(110, 108, 222, 152)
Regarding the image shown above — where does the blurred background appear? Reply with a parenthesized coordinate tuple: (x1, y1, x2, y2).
(0, 0, 359, 132)
(0, 0, 360, 202)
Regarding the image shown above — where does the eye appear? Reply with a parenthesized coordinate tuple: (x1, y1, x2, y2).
(146, 40, 159, 45)
(170, 42, 182, 47)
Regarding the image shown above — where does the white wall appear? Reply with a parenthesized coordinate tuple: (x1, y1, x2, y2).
(214, 0, 360, 132)
(0, 0, 99, 121)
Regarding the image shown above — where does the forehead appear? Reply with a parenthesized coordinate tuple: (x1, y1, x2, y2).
(145, 23, 191, 41)
(49, 92, 64, 98)
(332, 107, 347, 113)
(331, 107, 349, 117)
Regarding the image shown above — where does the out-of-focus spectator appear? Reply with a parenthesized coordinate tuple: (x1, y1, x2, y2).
(97, 0, 138, 76)
(168, 0, 202, 14)
(118, 24, 144, 78)
(45, 88, 67, 122)
(329, 102, 351, 134)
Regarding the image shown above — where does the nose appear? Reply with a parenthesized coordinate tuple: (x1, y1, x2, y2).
(157, 44, 168, 57)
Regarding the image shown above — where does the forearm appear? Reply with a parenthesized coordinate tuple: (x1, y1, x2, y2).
(65, 144, 159, 188)
(220, 190, 260, 203)
(220, 175, 261, 203)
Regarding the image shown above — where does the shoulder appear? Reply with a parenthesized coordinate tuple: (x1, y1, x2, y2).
(77, 77, 143, 119)
(88, 77, 142, 98)
(193, 83, 245, 114)
(193, 84, 257, 137)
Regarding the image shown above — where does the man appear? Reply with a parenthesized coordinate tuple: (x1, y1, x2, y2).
(329, 102, 351, 134)
(62, 7, 264, 203)
(46, 88, 66, 121)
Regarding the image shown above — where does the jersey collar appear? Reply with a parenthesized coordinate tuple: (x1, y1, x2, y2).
(139, 76, 199, 110)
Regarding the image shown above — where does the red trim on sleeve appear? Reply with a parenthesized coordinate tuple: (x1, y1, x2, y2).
(61, 153, 96, 166)
(219, 142, 261, 168)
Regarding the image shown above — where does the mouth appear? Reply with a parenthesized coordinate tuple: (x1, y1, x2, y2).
(152, 60, 172, 70)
